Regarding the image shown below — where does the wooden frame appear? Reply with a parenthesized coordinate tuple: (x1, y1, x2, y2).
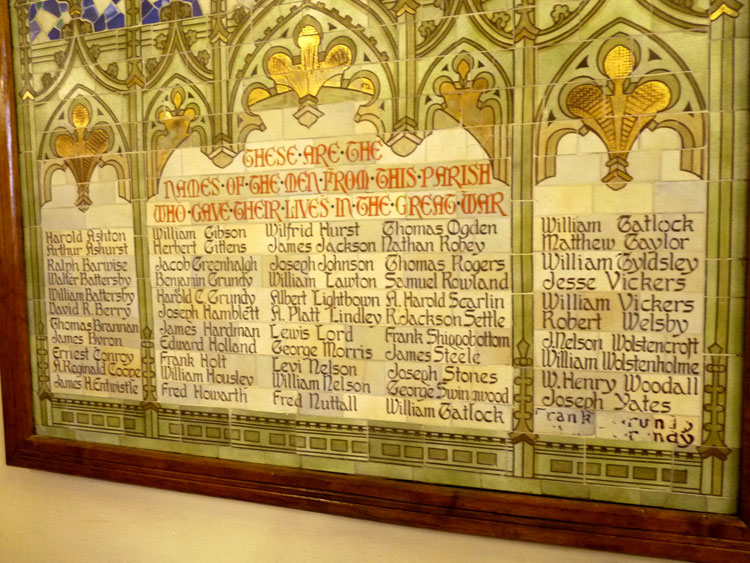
(2, 1, 750, 561)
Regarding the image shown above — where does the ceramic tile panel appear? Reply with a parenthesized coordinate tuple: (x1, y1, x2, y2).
(28, 0, 71, 42)
(8, 0, 749, 514)
(27, 0, 125, 44)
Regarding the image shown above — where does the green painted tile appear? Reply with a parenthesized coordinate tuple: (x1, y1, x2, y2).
(705, 496, 739, 515)
(589, 484, 643, 506)
(414, 467, 482, 489)
(301, 455, 356, 475)
(540, 480, 592, 500)
(7, 0, 748, 517)
(354, 460, 415, 481)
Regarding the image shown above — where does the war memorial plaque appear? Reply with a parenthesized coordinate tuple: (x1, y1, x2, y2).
(2, 0, 750, 559)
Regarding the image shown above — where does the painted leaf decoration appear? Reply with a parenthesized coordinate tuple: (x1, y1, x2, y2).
(268, 53, 294, 84)
(54, 133, 77, 160)
(603, 45, 634, 80)
(626, 80, 671, 116)
(567, 84, 607, 120)
(567, 84, 616, 146)
(324, 44, 352, 69)
(86, 128, 110, 156)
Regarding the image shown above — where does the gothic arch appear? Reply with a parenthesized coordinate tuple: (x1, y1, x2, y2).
(228, 7, 394, 137)
(419, 39, 512, 184)
(38, 84, 131, 209)
(144, 75, 213, 198)
(535, 18, 707, 187)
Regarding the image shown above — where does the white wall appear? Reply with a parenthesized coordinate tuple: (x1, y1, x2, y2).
(0, 382, 676, 563)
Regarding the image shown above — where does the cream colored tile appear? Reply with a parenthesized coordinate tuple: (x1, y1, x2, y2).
(653, 181, 707, 213)
(535, 184, 594, 215)
(592, 182, 653, 214)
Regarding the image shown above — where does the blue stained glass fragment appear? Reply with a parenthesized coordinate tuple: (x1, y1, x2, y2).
(142, 0, 153, 20)
(29, 20, 41, 41)
(142, 5, 160, 24)
(82, 6, 99, 21)
(142, 0, 203, 24)
(30, 0, 127, 40)
(109, 11, 124, 28)
(42, 0, 60, 17)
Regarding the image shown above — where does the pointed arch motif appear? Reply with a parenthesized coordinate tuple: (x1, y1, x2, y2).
(229, 3, 396, 142)
(142, 15, 213, 87)
(144, 76, 212, 198)
(416, 0, 479, 56)
(31, 17, 130, 101)
(638, 0, 713, 29)
(462, 0, 515, 48)
(420, 40, 512, 184)
(535, 19, 707, 187)
(38, 85, 131, 209)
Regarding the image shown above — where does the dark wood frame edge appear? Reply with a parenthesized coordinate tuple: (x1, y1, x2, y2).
(1, 2, 748, 561)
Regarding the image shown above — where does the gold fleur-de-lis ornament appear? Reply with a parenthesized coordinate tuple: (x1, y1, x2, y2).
(54, 104, 110, 211)
(262, 19, 353, 127)
(268, 24, 352, 100)
(158, 89, 197, 146)
(566, 45, 671, 189)
(436, 57, 497, 159)
(150, 88, 199, 198)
